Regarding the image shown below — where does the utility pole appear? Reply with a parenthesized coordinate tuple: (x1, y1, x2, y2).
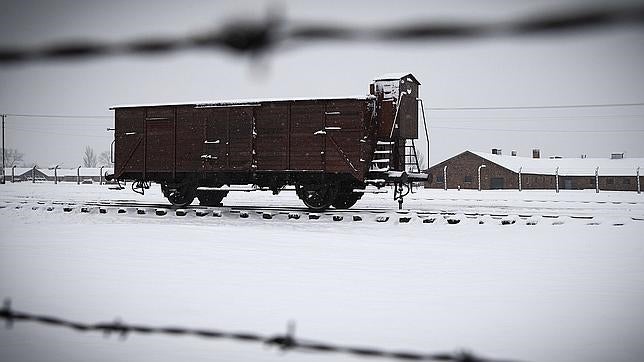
(1, 114, 5, 184)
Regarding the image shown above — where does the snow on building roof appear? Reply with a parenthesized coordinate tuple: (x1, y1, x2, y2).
(110, 95, 374, 109)
(372, 73, 420, 84)
(2, 168, 36, 176)
(471, 151, 643, 176)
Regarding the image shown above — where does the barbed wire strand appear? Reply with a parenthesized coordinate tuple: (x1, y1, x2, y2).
(1, 5, 643, 63)
(0, 299, 525, 362)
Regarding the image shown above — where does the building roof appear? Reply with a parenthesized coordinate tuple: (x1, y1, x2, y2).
(2, 168, 38, 177)
(470, 151, 643, 176)
(372, 73, 421, 85)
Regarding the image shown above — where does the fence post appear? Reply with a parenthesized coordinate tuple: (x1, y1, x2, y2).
(637, 167, 640, 194)
(32, 166, 36, 183)
(595, 167, 600, 193)
(443, 165, 447, 191)
(555, 167, 559, 193)
(100, 166, 104, 185)
(518, 166, 522, 191)
(77, 166, 81, 185)
(11, 165, 15, 183)
(54, 165, 59, 184)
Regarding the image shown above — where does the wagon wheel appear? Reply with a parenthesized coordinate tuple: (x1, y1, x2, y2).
(332, 192, 362, 209)
(162, 182, 196, 208)
(331, 183, 363, 209)
(296, 183, 339, 211)
(196, 190, 229, 206)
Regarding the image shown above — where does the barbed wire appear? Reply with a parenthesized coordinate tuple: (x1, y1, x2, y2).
(0, 299, 524, 362)
(1, 4, 643, 64)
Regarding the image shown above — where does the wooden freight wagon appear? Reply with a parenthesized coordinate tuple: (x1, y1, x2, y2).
(107, 73, 428, 210)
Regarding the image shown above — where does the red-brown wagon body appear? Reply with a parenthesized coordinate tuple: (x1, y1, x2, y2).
(109, 73, 426, 209)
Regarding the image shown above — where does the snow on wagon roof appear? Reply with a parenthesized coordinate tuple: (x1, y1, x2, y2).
(110, 95, 374, 109)
(372, 73, 420, 84)
(471, 151, 643, 176)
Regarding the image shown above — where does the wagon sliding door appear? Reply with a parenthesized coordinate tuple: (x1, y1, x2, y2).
(324, 101, 364, 179)
(144, 107, 175, 176)
(200, 107, 253, 171)
(290, 102, 324, 171)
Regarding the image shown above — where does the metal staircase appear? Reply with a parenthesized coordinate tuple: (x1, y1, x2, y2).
(370, 141, 394, 172)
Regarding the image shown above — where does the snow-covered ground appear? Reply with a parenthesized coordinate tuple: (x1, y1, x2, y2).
(1, 182, 643, 362)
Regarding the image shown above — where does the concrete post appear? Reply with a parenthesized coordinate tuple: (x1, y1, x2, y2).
(54, 165, 59, 184)
(595, 167, 600, 194)
(77, 166, 81, 185)
(477, 164, 486, 191)
(443, 165, 447, 191)
(518, 167, 522, 191)
(555, 167, 559, 193)
(100, 166, 104, 185)
(1, 114, 5, 185)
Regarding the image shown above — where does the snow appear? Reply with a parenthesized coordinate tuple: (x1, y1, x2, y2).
(471, 151, 643, 176)
(111, 96, 375, 109)
(1, 183, 644, 362)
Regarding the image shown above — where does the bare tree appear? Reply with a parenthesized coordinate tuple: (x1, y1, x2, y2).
(83, 146, 97, 167)
(98, 150, 113, 167)
(416, 152, 426, 170)
(2, 148, 25, 167)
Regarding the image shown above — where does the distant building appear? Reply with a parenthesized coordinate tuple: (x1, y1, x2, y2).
(2, 167, 48, 182)
(3, 167, 114, 183)
(425, 150, 643, 191)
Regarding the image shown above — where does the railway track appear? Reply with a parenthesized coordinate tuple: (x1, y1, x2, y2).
(2, 198, 641, 227)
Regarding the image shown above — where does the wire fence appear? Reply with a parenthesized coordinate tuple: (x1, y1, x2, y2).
(0, 299, 524, 362)
(1, 4, 643, 63)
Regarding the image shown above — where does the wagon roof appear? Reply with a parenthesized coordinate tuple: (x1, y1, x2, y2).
(110, 95, 374, 109)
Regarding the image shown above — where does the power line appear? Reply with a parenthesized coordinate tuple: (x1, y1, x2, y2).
(6, 113, 111, 119)
(427, 102, 644, 111)
(6, 126, 111, 138)
(0, 4, 643, 63)
(431, 126, 644, 133)
(0, 299, 523, 362)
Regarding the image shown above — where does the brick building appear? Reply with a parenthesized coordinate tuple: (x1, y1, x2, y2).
(425, 150, 643, 192)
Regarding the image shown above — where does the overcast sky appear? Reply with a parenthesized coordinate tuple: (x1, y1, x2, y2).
(1, 0, 643, 168)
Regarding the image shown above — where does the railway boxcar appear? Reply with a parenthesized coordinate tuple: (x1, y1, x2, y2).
(108, 73, 427, 210)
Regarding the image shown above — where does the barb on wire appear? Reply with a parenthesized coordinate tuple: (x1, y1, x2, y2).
(0, 4, 643, 64)
(0, 299, 525, 362)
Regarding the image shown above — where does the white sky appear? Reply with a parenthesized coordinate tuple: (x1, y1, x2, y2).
(1, 0, 644, 168)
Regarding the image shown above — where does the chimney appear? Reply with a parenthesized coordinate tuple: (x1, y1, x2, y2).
(511, 150, 517, 156)
(611, 152, 624, 159)
(532, 149, 540, 159)
(492, 148, 502, 155)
